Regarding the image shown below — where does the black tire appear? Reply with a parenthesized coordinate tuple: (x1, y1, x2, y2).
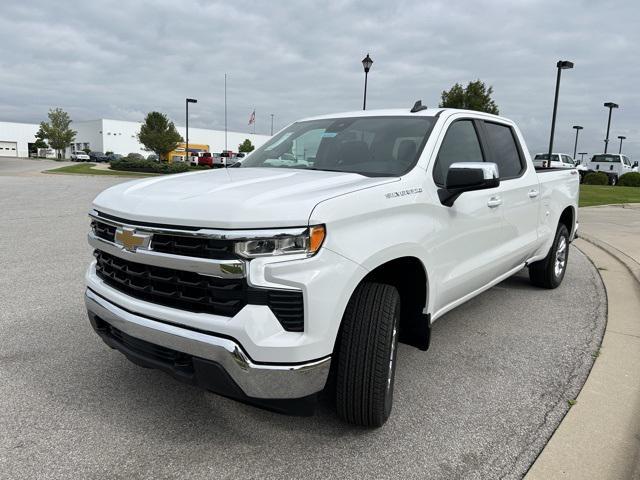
(335, 282, 401, 427)
(609, 174, 618, 186)
(529, 223, 570, 289)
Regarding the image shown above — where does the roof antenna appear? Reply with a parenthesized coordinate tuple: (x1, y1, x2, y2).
(410, 100, 428, 113)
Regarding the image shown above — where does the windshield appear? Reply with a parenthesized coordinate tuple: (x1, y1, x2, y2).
(591, 154, 620, 163)
(534, 154, 559, 162)
(237, 116, 436, 176)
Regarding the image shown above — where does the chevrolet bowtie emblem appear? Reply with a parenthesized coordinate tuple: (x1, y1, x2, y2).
(114, 227, 152, 252)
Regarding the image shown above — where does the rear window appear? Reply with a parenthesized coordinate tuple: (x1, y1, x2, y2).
(534, 154, 559, 162)
(591, 155, 620, 163)
(484, 122, 524, 179)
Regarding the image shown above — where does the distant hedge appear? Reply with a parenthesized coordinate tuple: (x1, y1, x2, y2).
(618, 172, 640, 187)
(110, 158, 190, 174)
(583, 172, 609, 185)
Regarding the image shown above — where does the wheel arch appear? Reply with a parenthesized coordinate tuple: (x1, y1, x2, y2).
(342, 256, 431, 351)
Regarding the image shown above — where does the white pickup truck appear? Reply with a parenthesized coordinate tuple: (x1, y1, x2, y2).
(585, 153, 638, 185)
(85, 106, 579, 427)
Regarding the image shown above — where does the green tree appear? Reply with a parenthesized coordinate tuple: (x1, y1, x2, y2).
(137, 112, 183, 160)
(238, 138, 255, 153)
(37, 108, 76, 159)
(439, 80, 499, 114)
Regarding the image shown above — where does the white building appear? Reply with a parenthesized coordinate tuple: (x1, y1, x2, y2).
(0, 119, 270, 158)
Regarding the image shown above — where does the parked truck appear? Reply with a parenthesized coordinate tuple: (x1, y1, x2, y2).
(85, 106, 579, 427)
(584, 153, 638, 185)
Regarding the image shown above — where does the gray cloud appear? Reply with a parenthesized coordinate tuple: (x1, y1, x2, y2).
(0, 0, 638, 158)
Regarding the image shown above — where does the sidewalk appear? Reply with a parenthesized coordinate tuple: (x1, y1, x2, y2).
(526, 205, 640, 480)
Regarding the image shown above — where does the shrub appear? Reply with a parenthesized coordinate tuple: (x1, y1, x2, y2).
(126, 153, 145, 161)
(583, 172, 609, 185)
(110, 158, 190, 174)
(618, 172, 640, 187)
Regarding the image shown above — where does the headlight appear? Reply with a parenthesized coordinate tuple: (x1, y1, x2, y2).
(234, 225, 325, 258)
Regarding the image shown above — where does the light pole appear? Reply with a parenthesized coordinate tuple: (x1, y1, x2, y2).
(185, 98, 197, 162)
(547, 60, 574, 165)
(270, 114, 274, 135)
(362, 53, 373, 110)
(603, 102, 619, 153)
(618, 135, 626, 154)
(572, 125, 583, 159)
(578, 152, 588, 162)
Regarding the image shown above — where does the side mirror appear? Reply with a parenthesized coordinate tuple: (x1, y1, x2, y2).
(633, 161, 639, 168)
(438, 162, 500, 207)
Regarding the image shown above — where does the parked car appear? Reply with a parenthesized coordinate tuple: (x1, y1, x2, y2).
(126, 153, 145, 161)
(70, 151, 91, 162)
(197, 152, 215, 168)
(147, 154, 159, 162)
(89, 151, 108, 163)
(584, 153, 639, 185)
(85, 106, 579, 427)
(532, 153, 576, 169)
(106, 153, 123, 162)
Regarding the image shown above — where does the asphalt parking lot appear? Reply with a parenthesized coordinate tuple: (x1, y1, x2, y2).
(0, 157, 606, 479)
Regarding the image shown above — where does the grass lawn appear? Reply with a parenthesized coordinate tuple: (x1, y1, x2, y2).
(579, 185, 640, 207)
(45, 163, 157, 177)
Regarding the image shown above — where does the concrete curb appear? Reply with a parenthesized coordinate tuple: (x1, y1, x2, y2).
(525, 238, 640, 480)
(578, 232, 640, 285)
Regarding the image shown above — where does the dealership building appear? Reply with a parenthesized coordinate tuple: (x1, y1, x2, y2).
(0, 119, 270, 158)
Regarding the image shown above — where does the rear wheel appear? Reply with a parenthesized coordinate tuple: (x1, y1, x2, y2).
(609, 174, 618, 186)
(529, 223, 569, 289)
(335, 282, 400, 427)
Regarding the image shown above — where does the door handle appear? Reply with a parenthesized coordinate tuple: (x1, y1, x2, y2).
(570, 170, 578, 175)
(487, 196, 502, 208)
(528, 189, 539, 198)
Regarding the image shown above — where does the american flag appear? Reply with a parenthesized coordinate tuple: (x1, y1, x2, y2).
(248, 110, 255, 125)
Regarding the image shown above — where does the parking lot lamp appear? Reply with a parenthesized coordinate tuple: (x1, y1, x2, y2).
(578, 152, 588, 162)
(547, 60, 574, 165)
(603, 102, 619, 153)
(186, 98, 197, 162)
(572, 125, 583, 159)
(362, 53, 373, 110)
(618, 135, 626, 154)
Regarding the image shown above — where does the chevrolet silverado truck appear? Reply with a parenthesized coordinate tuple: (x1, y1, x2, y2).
(85, 105, 579, 427)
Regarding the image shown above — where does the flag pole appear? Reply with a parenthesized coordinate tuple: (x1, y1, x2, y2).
(224, 73, 228, 152)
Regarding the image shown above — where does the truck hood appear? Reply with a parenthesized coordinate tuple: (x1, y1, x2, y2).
(93, 167, 397, 229)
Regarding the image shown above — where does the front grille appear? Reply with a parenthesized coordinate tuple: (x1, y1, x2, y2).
(94, 250, 304, 331)
(92, 220, 116, 242)
(151, 234, 237, 260)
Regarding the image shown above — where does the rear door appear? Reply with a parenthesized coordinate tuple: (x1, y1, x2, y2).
(479, 121, 540, 267)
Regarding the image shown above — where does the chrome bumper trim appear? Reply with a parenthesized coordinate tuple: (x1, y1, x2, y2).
(88, 232, 246, 279)
(85, 289, 330, 399)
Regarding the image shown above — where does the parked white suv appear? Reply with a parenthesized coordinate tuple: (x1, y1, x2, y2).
(85, 107, 579, 426)
(585, 153, 638, 185)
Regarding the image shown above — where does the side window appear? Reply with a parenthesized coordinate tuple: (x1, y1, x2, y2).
(484, 122, 525, 179)
(623, 156, 631, 166)
(433, 120, 484, 186)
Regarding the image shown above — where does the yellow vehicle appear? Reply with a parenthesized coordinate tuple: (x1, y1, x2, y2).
(165, 143, 209, 163)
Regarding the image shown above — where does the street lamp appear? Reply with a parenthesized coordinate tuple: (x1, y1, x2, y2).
(572, 125, 583, 159)
(618, 135, 626, 154)
(185, 98, 197, 162)
(603, 102, 619, 153)
(270, 113, 274, 136)
(547, 60, 574, 166)
(362, 53, 373, 110)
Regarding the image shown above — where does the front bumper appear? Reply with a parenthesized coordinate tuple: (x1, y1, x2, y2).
(85, 289, 331, 410)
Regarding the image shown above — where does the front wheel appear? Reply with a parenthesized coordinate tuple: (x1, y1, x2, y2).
(529, 223, 570, 289)
(335, 282, 401, 427)
(609, 174, 618, 186)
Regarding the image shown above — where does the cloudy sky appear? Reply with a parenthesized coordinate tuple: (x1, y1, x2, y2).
(1, 0, 638, 158)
